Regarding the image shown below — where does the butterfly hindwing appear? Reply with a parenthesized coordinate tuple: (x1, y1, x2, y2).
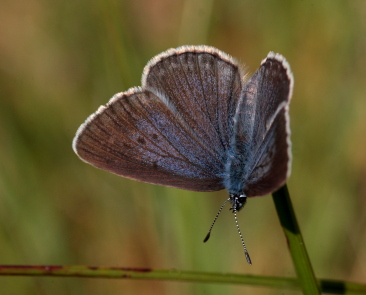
(244, 107, 291, 196)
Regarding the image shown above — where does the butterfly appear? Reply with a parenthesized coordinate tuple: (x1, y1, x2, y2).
(73, 46, 293, 264)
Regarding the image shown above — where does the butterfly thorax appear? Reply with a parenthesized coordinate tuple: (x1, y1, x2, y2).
(224, 144, 252, 199)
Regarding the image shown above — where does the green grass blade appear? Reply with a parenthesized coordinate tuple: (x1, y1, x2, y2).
(0, 265, 365, 294)
(272, 184, 321, 294)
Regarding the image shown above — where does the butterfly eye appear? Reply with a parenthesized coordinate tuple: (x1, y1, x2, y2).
(238, 194, 246, 204)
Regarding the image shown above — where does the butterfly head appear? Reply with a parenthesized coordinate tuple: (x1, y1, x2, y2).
(229, 193, 247, 212)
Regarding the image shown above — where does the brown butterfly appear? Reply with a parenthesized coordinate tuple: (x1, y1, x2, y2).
(73, 46, 293, 264)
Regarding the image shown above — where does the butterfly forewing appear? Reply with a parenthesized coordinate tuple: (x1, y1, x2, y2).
(143, 46, 243, 157)
(227, 53, 293, 197)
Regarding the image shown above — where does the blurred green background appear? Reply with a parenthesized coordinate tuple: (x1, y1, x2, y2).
(1, 0, 365, 294)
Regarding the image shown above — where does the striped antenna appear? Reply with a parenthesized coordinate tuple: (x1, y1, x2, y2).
(233, 206, 252, 265)
(203, 197, 230, 242)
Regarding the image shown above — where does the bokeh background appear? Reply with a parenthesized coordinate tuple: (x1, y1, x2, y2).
(1, 0, 365, 294)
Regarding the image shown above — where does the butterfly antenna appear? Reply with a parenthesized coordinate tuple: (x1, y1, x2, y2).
(203, 197, 230, 243)
(233, 207, 252, 265)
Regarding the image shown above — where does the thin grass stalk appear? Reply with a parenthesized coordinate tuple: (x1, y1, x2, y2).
(272, 185, 321, 294)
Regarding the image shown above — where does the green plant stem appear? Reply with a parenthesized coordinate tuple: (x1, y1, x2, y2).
(0, 265, 365, 294)
(272, 185, 320, 294)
